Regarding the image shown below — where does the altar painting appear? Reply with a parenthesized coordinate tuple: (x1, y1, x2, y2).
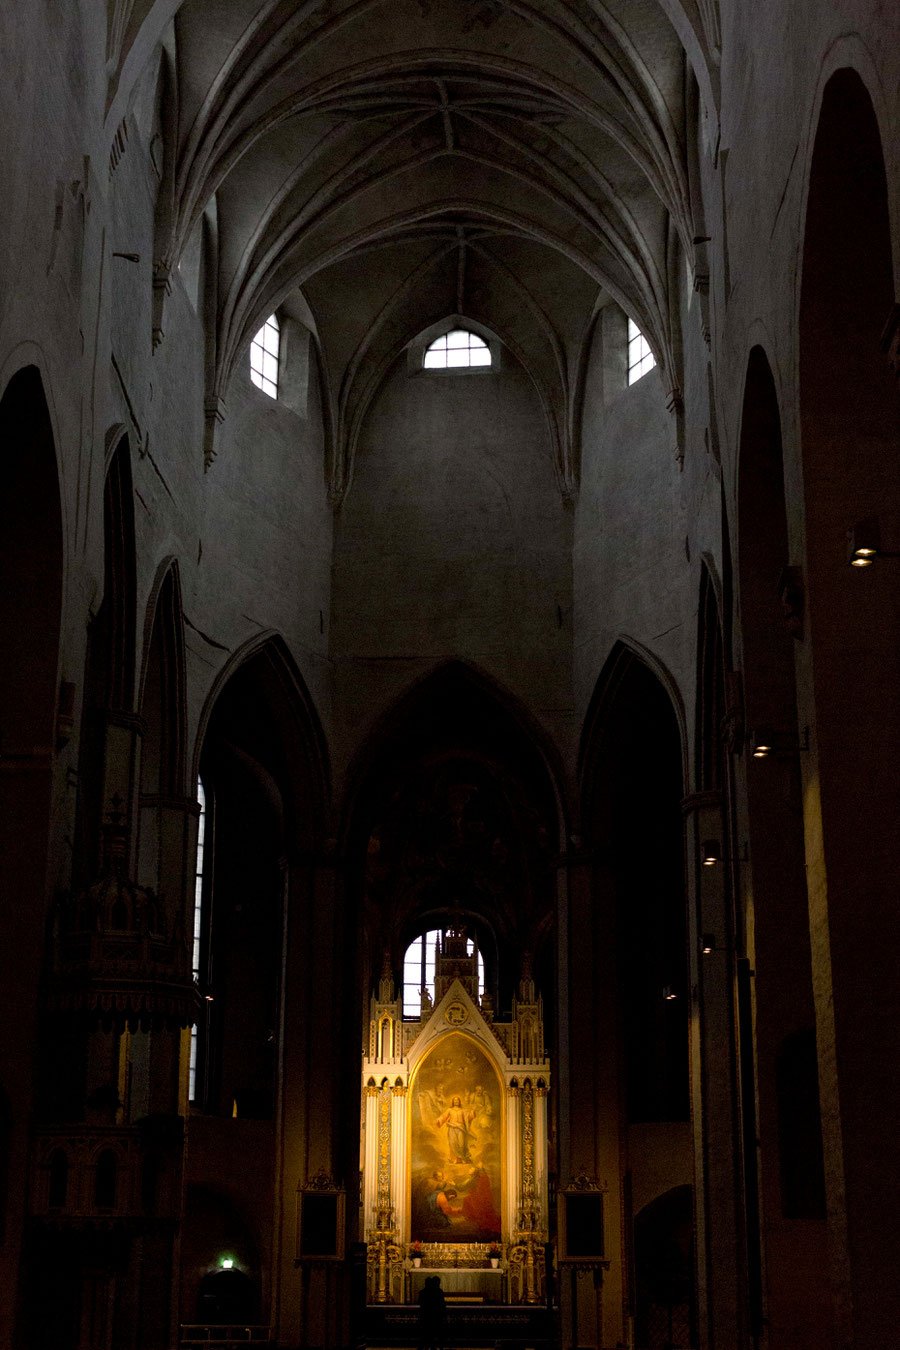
(410, 1033, 502, 1243)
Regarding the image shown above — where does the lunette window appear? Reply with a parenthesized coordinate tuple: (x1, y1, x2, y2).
(423, 329, 491, 370)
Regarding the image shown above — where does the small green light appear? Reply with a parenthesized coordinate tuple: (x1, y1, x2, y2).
(221, 1257, 234, 1270)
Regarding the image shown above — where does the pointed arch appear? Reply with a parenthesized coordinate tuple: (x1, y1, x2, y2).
(139, 557, 187, 799)
(193, 631, 330, 853)
(578, 641, 688, 1123)
(578, 637, 686, 820)
(76, 431, 138, 878)
(341, 659, 567, 854)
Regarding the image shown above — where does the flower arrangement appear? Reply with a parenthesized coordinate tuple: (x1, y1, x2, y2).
(410, 1241, 422, 1255)
(489, 1242, 501, 1255)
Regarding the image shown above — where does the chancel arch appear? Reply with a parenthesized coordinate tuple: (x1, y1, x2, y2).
(343, 661, 562, 1331)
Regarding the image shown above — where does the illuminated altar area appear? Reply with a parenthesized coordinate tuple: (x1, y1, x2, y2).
(362, 931, 550, 1309)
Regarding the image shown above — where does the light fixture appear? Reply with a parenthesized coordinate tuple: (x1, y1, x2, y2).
(701, 932, 729, 955)
(750, 727, 774, 759)
(662, 985, 677, 1001)
(220, 1257, 234, 1270)
(701, 839, 748, 865)
(847, 517, 900, 567)
(749, 726, 808, 759)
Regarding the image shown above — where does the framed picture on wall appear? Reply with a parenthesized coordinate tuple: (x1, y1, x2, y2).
(296, 1175, 346, 1262)
(558, 1177, 609, 1267)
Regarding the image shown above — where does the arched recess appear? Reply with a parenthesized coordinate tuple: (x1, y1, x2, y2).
(633, 1185, 696, 1350)
(0, 365, 64, 1341)
(184, 635, 328, 1334)
(191, 635, 328, 1118)
(75, 432, 138, 881)
(339, 660, 564, 1237)
(137, 559, 187, 895)
(736, 347, 827, 1348)
(181, 1184, 262, 1328)
(579, 643, 688, 1121)
(578, 641, 689, 1348)
(797, 67, 900, 1347)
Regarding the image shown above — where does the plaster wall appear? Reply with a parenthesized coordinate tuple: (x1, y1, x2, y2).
(574, 304, 692, 734)
(330, 352, 573, 791)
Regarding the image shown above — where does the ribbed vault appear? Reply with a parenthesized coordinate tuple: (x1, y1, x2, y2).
(118, 0, 716, 490)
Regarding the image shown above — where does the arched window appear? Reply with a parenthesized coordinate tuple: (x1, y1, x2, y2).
(627, 317, 656, 385)
(250, 313, 280, 398)
(423, 329, 491, 370)
(402, 929, 484, 1017)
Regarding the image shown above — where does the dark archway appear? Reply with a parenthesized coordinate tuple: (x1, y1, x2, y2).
(0, 366, 64, 1332)
(579, 644, 691, 1348)
(798, 68, 900, 1347)
(736, 347, 827, 1347)
(183, 638, 328, 1331)
(580, 645, 688, 1126)
(75, 433, 137, 882)
(193, 637, 328, 1118)
(634, 1186, 696, 1349)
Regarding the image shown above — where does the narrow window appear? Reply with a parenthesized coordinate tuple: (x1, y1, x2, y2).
(250, 314, 280, 398)
(402, 929, 485, 1017)
(627, 318, 656, 385)
(423, 329, 491, 370)
(189, 777, 206, 1103)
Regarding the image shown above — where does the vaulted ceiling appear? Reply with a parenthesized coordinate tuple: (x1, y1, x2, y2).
(108, 0, 722, 491)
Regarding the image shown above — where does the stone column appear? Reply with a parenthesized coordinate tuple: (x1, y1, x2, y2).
(557, 850, 619, 1348)
(683, 790, 748, 1350)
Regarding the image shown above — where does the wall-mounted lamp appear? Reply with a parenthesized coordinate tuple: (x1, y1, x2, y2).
(848, 517, 900, 567)
(220, 1257, 234, 1270)
(749, 726, 808, 759)
(702, 839, 748, 866)
(847, 510, 900, 564)
(701, 932, 727, 955)
(662, 985, 678, 1001)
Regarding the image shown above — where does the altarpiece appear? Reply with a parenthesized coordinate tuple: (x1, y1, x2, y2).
(361, 932, 550, 1306)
